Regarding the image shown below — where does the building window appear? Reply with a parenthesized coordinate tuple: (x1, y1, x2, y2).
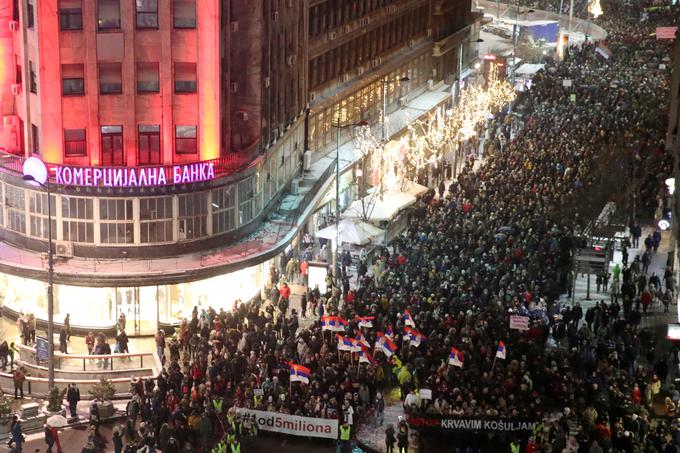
(28, 191, 56, 239)
(136, 63, 159, 93)
(99, 199, 133, 244)
(27, 2, 34, 28)
(97, 0, 121, 31)
(29, 61, 37, 94)
(5, 185, 26, 234)
(175, 126, 196, 154)
(140, 197, 173, 243)
(212, 186, 236, 234)
(62, 64, 85, 95)
(100, 125, 124, 166)
(173, 0, 196, 29)
(31, 124, 39, 154)
(174, 63, 196, 93)
(238, 177, 254, 225)
(178, 192, 207, 240)
(136, 0, 158, 29)
(62, 196, 94, 243)
(138, 125, 160, 165)
(59, 0, 83, 30)
(12, 0, 18, 21)
(99, 63, 122, 94)
(64, 129, 86, 157)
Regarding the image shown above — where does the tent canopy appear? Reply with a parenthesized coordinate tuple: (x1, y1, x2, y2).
(342, 191, 416, 223)
(316, 218, 385, 245)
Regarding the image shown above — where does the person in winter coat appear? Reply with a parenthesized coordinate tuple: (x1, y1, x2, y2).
(66, 383, 81, 418)
(385, 424, 396, 453)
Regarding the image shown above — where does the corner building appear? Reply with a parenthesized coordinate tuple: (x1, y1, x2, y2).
(0, 0, 478, 334)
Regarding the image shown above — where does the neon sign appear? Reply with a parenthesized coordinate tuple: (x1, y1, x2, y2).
(54, 162, 215, 188)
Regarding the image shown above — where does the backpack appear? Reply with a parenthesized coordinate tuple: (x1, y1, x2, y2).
(44, 426, 53, 444)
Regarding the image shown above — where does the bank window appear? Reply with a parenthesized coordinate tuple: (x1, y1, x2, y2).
(173, 0, 196, 29)
(178, 192, 207, 240)
(27, 1, 34, 28)
(238, 177, 254, 225)
(138, 125, 160, 165)
(61, 196, 94, 243)
(175, 125, 196, 155)
(5, 184, 25, 234)
(212, 186, 235, 234)
(98, 0, 121, 31)
(64, 129, 86, 157)
(59, 0, 82, 30)
(99, 63, 122, 94)
(137, 63, 159, 93)
(140, 197, 173, 243)
(99, 199, 133, 244)
(29, 61, 37, 94)
(62, 64, 85, 96)
(101, 125, 124, 166)
(28, 191, 56, 239)
(136, 0, 158, 29)
(174, 63, 197, 93)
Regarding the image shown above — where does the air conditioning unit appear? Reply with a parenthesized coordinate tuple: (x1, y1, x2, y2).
(345, 25, 352, 33)
(55, 241, 74, 258)
(264, 76, 270, 88)
(231, 82, 238, 93)
(8, 20, 19, 31)
(290, 178, 300, 195)
(328, 31, 337, 40)
(303, 150, 312, 171)
(3, 115, 17, 127)
(236, 110, 249, 121)
(11, 83, 21, 95)
(342, 73, 351, 83)
(230, 21, 239, 32)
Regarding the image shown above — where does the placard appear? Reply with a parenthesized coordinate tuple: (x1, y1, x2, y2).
(420, 389, 432, 400)
(509, 315, 530, 331)
(35, 336, 49, 362)
(234, 408, 338, 439)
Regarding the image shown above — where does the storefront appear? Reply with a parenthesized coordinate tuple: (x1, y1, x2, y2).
(0, 258, 272, 335)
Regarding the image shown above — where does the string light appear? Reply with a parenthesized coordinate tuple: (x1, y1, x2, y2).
(356, 67, 515, 193)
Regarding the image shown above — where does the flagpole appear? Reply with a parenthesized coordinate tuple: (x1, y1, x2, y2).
(491, 355, 497, 371)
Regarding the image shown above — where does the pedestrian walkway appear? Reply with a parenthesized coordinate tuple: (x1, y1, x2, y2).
(355, 390, 419, 453)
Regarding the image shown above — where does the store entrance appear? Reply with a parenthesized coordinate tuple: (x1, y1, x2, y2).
(115, 287, 158, 336)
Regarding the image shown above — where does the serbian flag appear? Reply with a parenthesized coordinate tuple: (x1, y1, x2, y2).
(402, 310, 416, 328)
(356, 316, 375, 329)
(404, 327, 427, 347)
(337, 335, 361, 352)
(321, 316, 348, 332)
(448, 347, 464, 368)
(385, 325, 395, 340)
(289, 363, 311, 384)
(496, 341, 507, 360)
(595, 43, 612, 60)
(375, 332, 397, 357)
(355, 331, 370, 349)
(358, 348, 377, 366)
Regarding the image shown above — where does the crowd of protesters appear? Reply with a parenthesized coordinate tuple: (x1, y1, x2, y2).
(87, 1, 680, 452)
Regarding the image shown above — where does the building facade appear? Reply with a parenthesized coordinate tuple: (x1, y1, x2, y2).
(0, 0, 479, 334)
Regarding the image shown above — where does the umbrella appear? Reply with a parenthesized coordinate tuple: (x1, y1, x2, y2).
(316, 218, 385, 246)
(494, 233, 507, 241)
(46, 414, 68, 428)
(497, 226, 514, 234)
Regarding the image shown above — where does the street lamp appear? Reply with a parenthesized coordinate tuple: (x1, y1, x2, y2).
(22, 156, 55, 388)
(331, 111, 368, 290)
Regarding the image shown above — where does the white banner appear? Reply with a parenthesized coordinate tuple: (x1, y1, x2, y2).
(509, 315, 530, 331)
(234, 408, 338, 440)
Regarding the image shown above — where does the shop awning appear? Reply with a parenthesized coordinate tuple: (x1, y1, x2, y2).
(316, 218, 385, 245)
(343, 190, 417, 222)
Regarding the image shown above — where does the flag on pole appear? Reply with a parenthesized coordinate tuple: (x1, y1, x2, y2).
(402, 310, 416, 328)
(404, 327, 427, 347)
(448, 347, 464, 368)
(289, 363, 311, 384)
(336, 334, 362, 352)
(375, 332, 397, 357)
(355, 331, 370, 348)
(595, 43, 613, 60)
(321, 316, 349, 332)
(385, 325, 395, 340)
(358, 348, 377, 365)
(496, 341, 507, 360)
(355, 316, 375, 329)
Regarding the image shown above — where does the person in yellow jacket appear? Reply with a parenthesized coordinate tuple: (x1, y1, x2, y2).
(211, 438, 227, 453)
(338, 420, 352, 453)
(229, 438, 242, 453)
(510, 439, 521, 453)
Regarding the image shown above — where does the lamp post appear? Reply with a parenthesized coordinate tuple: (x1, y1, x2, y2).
(331, 111, 368, 290)
(22, 156, 54, 388)
(456, 38, 484, 107)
